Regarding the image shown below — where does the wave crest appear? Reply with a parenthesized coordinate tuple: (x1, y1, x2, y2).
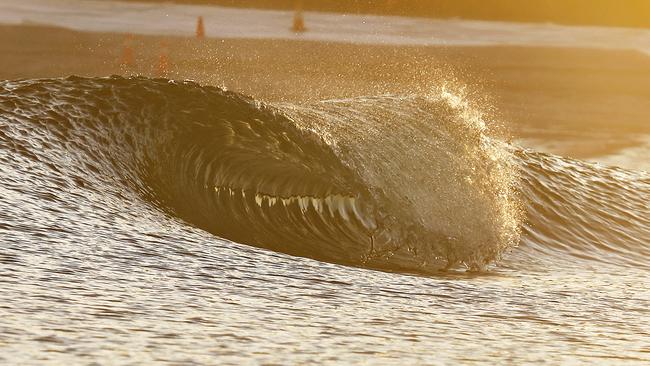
(2, 76, 648, 273)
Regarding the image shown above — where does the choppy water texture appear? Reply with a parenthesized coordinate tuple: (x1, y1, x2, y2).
(1, 76, 649, 364)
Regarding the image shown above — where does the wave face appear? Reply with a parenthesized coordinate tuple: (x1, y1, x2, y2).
(1, 76, 648, 273)
(517, 150, 650, 269)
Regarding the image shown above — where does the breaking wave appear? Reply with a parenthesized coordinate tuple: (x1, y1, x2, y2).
(1, 76, 648, 273)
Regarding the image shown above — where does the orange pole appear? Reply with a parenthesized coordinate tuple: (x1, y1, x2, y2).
(156, 41, 170, 77)
(120, 34, 135, 68)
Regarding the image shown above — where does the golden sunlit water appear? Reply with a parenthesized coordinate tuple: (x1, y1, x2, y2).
(1, 1, 649, 365)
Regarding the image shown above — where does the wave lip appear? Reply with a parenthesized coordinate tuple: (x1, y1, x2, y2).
(281, 92, 523, 270)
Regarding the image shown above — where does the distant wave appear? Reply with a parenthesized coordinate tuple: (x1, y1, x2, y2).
(1, 76, 648, 273)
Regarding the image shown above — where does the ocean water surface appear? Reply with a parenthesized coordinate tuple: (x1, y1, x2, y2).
(1, 76, 649, 364)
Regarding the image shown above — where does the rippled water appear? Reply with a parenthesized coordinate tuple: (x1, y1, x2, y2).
(1, 76, 649, 364)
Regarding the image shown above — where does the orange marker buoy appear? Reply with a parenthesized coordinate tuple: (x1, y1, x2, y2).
(291, 0, 306, 33)
(196, 16, 205, 39)
(292, 11, 306, 32)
